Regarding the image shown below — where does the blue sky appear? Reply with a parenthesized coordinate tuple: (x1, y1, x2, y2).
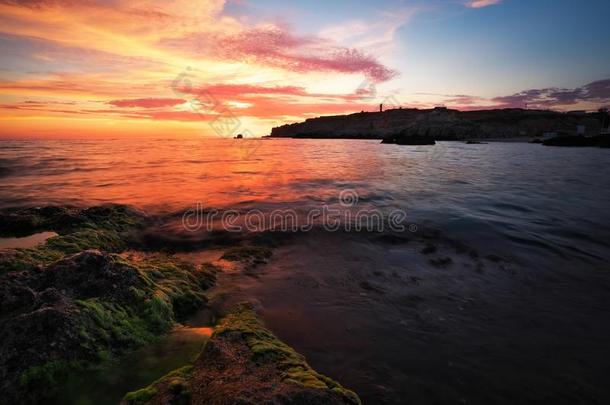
(226, 0, 610, 100)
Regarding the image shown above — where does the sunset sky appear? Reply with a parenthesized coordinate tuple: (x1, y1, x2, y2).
(1, 0, 609, 138)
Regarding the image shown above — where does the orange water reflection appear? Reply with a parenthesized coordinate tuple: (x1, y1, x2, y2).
(0, 138, 394, 213)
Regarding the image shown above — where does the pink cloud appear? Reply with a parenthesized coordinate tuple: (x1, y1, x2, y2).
(165, 26, 397, 83)
(216, 27, 397, 82)
(465, 0, 502, 8)
(491, 80, 610, 108)
(195, 84, 309, 98)
(108, 98, 185, 108)
(80, 108, 213, 121)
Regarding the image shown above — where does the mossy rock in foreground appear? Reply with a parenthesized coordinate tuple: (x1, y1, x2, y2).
(124, 304, 360, 405)
(0, 204, 148, 272)
(0, 250, 217, 404)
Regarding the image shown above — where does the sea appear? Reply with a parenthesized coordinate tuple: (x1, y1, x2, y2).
(1, 137, 609, 404)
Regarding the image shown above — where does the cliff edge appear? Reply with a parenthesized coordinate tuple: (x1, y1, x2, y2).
(270, 108, 604, 140)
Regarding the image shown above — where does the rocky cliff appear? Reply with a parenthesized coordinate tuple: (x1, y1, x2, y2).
(270, 108, 604, 140)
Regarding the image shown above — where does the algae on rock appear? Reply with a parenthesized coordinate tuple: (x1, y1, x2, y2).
(124, 304, 361, 405)
(0, 205, 218, 403)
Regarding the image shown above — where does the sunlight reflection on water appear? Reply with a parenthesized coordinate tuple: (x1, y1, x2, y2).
(1, 138, 610, 266)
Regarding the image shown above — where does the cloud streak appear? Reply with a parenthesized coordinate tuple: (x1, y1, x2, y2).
(491, 79, 610, 109)
(166, 25, 397, 83)
(108, 98, 185, 108)
(464, 0, 502, 9)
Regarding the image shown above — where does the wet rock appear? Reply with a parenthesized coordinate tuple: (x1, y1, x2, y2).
(421, 244, 438, 255)
(221, 245, 273, 271)
(381, 131, 436, 145)
(543, 135, 610, 148)
(0, 247, 216, 403)
(359, 280, 374, 291)
(0, 204, 146, 240)
(40, 249, 144, 300)
(430, 257, 453, 267)
(0, 204, 148, 272)
(124, 305, 360, 405)
(0, 284, 37, 316)
(486, 254, 503, 263)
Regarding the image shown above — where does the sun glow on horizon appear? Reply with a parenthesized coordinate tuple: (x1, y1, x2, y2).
(0, 0, 608, 138)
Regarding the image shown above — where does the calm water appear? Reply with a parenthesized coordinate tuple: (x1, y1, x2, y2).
(2, 138, 609, 265)
(2, 138, 610, 404)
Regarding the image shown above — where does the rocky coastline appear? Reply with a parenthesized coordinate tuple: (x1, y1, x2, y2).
(270, 107, 606, 141)
(0, 205, 360, 404)
(542, 134, 610, 147)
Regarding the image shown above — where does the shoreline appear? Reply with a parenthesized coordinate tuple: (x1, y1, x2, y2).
(0, 205, 361, 404)
(2, 198, 610, 404)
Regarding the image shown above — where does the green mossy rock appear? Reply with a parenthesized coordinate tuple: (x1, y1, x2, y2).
(124, 304, 360, 405)
(0, 205, 218, 403)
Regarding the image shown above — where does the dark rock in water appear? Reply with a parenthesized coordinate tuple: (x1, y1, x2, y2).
(421, 244, 438, 255)
(429, 257, 453, 267)
(381, 130, 436, 145)
(543, 135, 610, 147)
(234, 134, 243, 139)
(530, 138, 543, 144)
(40, 249, 145, 300)
(0, 204, 146, 238)
(466, 140, 486, 144)
(123, 304, 360, 405)
(221, 245, 272, 269)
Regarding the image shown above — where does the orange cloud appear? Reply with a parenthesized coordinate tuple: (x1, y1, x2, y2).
(108, 98, 185, 108)
(0, 0, 398, 137)
(214, 27, 397, 83)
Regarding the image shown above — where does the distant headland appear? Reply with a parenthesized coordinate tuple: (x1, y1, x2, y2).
(270, 107, 609, 141)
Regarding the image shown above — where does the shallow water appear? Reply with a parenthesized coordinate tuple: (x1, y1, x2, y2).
(2, 138, 609, 273)
(0, 231, 57, 249)
(2, 138, 610, 403)
(60, 327, 212, 405)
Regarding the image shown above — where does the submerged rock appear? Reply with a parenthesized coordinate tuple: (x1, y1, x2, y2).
(542, 135, 610, 147)
(220, 245, 272, 271)
(124, 304, 360, 405)
(381, 133, 436, 145)
(0, 204, 146, 238)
